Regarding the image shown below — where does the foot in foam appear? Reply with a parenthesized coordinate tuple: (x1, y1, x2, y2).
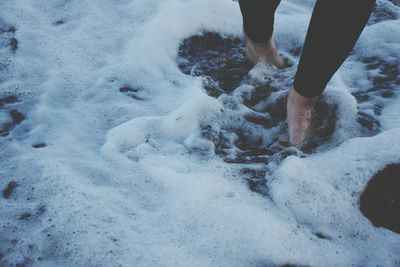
(244, 29, 285, 69)
(286, 87, 319, 146)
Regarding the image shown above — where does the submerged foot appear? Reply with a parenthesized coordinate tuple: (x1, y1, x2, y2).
(244, 30, 285, 69)
(286, 87, 319, 146)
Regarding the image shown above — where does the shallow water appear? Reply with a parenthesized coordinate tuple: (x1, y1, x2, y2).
(1, 0, 400, 266)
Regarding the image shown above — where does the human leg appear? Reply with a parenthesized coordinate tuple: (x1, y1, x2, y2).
(293, 0, 376, 97)
(238, 0, 281, 43)
(238, 0, 284, 67)
(288, 0, 376, 145)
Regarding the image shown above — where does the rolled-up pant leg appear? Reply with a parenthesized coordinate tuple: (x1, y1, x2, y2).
(238, 0, 281, 43)
(293, 0, 376, 97)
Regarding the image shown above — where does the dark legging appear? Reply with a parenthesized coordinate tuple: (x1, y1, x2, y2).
(238, 0, 376, 97)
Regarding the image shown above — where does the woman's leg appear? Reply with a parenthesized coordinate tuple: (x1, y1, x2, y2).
(293, 0, 376, 97)
(287, 0, 376, 145)
(238, 0, 284, 67)
(238, 0, 281, 43)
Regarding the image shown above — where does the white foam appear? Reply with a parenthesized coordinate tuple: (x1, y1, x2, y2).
(381, 96, 400, 130)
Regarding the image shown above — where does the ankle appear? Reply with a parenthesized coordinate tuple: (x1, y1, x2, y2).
(243, 27, 268, 44)
(288, 87, 319, 107)
(245, 33, 274, 52)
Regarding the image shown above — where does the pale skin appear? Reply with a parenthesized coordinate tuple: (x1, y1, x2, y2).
(244, 32, 319, 145)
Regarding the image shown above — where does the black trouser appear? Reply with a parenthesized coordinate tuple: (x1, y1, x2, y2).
(238, 0, 376, 97)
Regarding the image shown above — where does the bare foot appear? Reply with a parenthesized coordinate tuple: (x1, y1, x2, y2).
(244, 29, 285, 69)
(286, 87, 319, 146)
